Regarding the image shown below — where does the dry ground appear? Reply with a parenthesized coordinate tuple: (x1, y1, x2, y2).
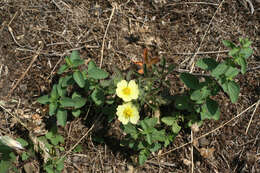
(0, 0, 260, 172)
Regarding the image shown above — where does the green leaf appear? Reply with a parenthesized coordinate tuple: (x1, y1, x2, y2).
(56, 158, 65, 171)
(140, 118, 158, 131)
(174, 95, 191, 111)
(57, 81, 67, 97)
(139, 149, 149, 165)
(72, 109, 81, 117)
(240, 47, 253, 59)
(206, 98, 219, 117)
(73, 145, 83, 153)
(239, 38, 252, 48)
(88, 68, 109, 80)
(50, 85, 58, 100)
(200, 99, 220, 120)
(37, 95, 50, 104)
(62, 75, 74, 87)
(0, 160, 11, 173)
(180, 73, 200, 89)
(21, 152, 29, 161)
(171, 121, 181, 134)
(16, 138, 28, 147)
(149, 143, 161, 152)
(57, 64, 68, 74)
(71, 59, 84, 68)
(211, 63, 229, 77)
(123, 124, 138, 139)
(236, 57, 247, 74)
(228, 47, 240, 57)
(191, 87, 210, 102)
(49, 102, 58, 116)
(222, 40, 236, 49)
(60, 97, 75, 107)
(70, 50, 80, 62)
(227, 81, 240, 103)
(196, 58, 218, 71)
(88, 60, 96, 71)
(73, 71, 85, 88)
(161, 116, 175, 126)
(57, 109, 67, 127)
(151, 130, 166, 142)
(73, 97, 87, 109)
(225, 66, 240, 79)
(91, 88, 105, 106)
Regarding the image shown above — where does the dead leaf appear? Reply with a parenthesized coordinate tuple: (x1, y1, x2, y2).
(199, 147, 215, 159)
(182, 158, 192, 166)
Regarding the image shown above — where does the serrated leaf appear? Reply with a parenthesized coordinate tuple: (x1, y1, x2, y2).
(196, 58, 218, 71)
(228, 47, 240, 57)
(200, 99, 220, 120)
(139, 149, 149, 165)
(60, 97, 75, 107)
(225, 66, 240, 79)
(88, 68, 109, 80)
(180, 73, 200, 89)
(91, 88, 104, 106)
(240, 47, 253, 59)
(72, 109, 81, 117)
(149, 142, 161, 152)
(236, 57, 247, 74)
(161, 116, 175, 126)
(21, 152, 29, 161)
(72, 59, 84, 67)
(57, 109, 67, 127)
(70, 50, 80, 62)
(151, 130, 166, 142)
(123, 124, 138, 139)
(49, 102, 58, 116)
(211, 63, 229, 77)
(73, 71, 85, 88)
(240, 38, 252, 48)
(37, 95, 50, 104)
(206, 98, 219, 117)
(57, 64, 68, 74)
(56, 158, 65, 171)
(227, 81, 240, 103)
(222, 40, 236, 49)
(88, 60, 96, 71)
(140, 118, 158, 131)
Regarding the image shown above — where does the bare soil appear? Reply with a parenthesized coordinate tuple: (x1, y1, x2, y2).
(0, 0, 260, 172)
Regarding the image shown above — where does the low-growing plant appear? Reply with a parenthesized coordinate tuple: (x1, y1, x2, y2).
(36, 38, 253, 167)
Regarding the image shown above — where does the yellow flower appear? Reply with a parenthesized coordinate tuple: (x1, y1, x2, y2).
(116, 80, 139, 102)
(116, 102, 139, 125)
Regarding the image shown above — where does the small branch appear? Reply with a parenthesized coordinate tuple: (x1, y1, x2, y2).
(100, 4, 116, 68)
(245, 100, 260, 134)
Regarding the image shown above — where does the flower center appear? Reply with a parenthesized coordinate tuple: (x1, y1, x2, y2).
(122, 87, 131, 95)
(123, 107, 133, 118)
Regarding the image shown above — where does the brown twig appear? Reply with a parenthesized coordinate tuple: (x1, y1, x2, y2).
(245, 100, 260, 134)
(7, 42, 44, 98)
(100, 4, 116, 68)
